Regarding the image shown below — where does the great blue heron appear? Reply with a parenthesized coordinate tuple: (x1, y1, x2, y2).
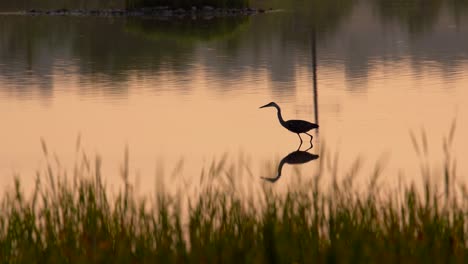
(261, 145, 319, 183)
(260, 102, 319, 144)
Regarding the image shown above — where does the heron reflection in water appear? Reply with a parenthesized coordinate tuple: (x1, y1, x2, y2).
(260, 102, 319, 145)
(261, 144, 319, 183)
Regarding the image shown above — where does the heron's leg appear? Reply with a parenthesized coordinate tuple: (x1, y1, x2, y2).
(305, 132, 314, 142)
(297, 133, 303, 144)
(304, 144, 313, 152)
(296, 141, 303, 151)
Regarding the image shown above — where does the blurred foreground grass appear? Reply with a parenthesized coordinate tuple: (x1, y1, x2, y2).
(1, 126, 467, 263)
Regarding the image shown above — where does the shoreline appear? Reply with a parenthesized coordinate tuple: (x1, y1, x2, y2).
(17, 6, 273, 18)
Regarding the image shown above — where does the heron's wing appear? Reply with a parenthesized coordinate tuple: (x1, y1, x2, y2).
(287, 120, 310, 125)
(286, 120, 318, 131)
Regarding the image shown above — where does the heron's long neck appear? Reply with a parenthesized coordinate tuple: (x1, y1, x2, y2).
(276, 159, 286, 179)
(266, 159, 285, 183)
(275, 106, 286, 125)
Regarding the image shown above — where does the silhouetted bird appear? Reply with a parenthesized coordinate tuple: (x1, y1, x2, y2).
(260, 102, 319, 144)
(261, 145, 319, 183)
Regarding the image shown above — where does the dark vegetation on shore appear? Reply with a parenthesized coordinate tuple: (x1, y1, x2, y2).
(125, 0, 250, 9)
(22, 0, 262, 17)
(24, 6, 263, 17)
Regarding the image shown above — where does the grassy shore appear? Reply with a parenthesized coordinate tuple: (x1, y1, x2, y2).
(125, 0, 250, 9)
(0, 149, 466, 263)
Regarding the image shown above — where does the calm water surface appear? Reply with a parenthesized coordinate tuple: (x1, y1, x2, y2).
(1, 0, 467, 193)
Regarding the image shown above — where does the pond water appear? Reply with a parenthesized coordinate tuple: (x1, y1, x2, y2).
(1, 0, 467, 194)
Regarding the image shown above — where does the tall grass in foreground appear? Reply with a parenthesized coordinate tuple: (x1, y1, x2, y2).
(0, 155, 466, 263)
(1, 122, 467, 263)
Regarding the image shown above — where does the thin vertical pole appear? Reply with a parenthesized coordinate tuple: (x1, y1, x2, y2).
(311, 29, 319, 125)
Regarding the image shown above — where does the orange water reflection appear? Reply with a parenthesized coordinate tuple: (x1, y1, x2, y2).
(0, 58, 466, 194)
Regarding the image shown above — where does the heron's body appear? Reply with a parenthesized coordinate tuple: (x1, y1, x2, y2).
(260, 102, 319, 144)
(284, 119, 317, 134)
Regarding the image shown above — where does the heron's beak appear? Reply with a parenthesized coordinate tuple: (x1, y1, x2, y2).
(261, 176, 279, 183)
(259, 103, 270, 109)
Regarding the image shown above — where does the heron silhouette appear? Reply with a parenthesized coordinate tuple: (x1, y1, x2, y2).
(260, 102, 319, 144)
(261, 145, 319, 183)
